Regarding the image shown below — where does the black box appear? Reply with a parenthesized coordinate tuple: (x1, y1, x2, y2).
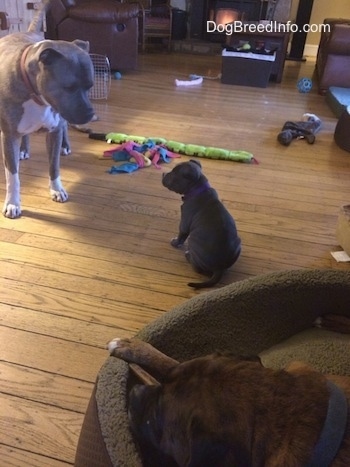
(172, 9, 187, 40)
(221, 49, 275, 88)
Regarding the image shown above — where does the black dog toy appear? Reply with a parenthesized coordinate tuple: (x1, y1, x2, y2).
(278, 113, 322, 146)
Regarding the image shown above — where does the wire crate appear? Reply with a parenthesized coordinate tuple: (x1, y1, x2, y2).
(89, 54, 111, 100)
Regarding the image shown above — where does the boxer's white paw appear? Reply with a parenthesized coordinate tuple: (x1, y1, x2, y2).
(49, 177, 68, 203)
(107, 337, 131, 354)
(107, 338, 122, 354)
(3, 203, 21, 218)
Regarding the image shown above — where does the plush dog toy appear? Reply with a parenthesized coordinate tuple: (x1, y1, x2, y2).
(88, 131, 255, 163)
(277, 113, 322, 146)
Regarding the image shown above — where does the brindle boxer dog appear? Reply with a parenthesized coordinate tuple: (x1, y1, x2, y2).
(108, 324, 350, 467)
(162, 160, 241, 288)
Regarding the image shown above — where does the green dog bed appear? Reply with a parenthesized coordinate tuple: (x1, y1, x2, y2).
(74, 269, 350, 467)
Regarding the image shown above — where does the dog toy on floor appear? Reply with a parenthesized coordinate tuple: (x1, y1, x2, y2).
(174, 73, 222, 87)
(103, 139, 181, 173)
(175, 76, 203, 86)
(297, 77, 313, 93)
(89, 132, 256, 164)
(277, 113, 322, 146)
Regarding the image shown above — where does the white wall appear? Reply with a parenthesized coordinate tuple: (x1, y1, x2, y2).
(0, 0, 38, 35)
(290, 0, 350, 53)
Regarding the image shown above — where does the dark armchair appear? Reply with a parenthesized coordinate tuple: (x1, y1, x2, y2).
(45, 0, 140, 70)
(315, 18, 350, 95)
(123, 0, 172, 52)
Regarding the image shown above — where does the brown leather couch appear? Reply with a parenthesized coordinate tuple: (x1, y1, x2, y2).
(45, 0, 140, 71)
(315, 18, 350, 95)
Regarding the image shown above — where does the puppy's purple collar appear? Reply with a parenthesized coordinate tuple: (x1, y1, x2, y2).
(20, 45, 47, 106)
(182, 181, 211, 201)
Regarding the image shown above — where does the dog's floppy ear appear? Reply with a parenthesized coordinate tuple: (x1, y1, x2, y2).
(182, 160, 202, 181)
(38, 48, 64, 66)
(189, 159, 202, 168)
(36, 40, 90, 68)
(72, 39, 90, 53)
(129, 385, 163, 446)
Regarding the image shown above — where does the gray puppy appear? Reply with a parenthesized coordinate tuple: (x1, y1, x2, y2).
(0, 0, 94, 218)
(162, 159, 241, 288)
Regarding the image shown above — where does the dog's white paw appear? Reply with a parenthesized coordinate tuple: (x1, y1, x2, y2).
(19, 150, 30, 160)
(107, 338, 122, 354)
(3, 203, 21, 218)
(50, 187, 68, 202)
(107, 337, 132, 354)
(49, 177, 68, 203)
(61, 146, 71, 156)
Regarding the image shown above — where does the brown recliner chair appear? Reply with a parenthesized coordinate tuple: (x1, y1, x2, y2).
(315, 18, 350, 95)
(45, 0, 140, 71)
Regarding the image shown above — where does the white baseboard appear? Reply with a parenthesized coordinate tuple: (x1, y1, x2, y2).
(303, 44, 318, 58)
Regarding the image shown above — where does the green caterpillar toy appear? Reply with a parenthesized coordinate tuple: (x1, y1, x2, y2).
(92, 132, 255, 164)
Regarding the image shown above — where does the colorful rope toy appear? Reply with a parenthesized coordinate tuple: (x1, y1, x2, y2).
(101, 138, 180, 173)
(89, 132, 256, 167)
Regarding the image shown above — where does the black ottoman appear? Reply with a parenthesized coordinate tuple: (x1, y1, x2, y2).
(334, 106, 350, 152)
(326, 86, 350, 118)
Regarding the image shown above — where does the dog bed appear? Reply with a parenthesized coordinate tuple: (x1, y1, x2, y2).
(326, 86, 350, 118)
(74, 269, 350, 467)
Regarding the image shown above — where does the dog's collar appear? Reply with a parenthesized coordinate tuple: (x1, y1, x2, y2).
(20, 45, 48, 107)
(306, 381, 348, 467)
(182, 181, 211, 201)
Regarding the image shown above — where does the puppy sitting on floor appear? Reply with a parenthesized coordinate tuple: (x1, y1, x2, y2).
(108, 332, 350, 467)
(162, 160, 241, 288)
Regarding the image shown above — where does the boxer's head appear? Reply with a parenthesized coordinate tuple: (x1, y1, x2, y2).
(128, 354, 263, 466)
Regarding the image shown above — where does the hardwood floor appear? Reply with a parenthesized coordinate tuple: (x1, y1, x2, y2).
(1, 52, 349, 466)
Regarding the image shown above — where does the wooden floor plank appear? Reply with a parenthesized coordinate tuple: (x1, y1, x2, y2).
(0, 303, 132, 347)
(0, 327, 106, 381)
(0, 361, 92, 413)
(0, 278, 168, 331)
(0, 393, 82, 463)
(0, 444, 73, 467)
